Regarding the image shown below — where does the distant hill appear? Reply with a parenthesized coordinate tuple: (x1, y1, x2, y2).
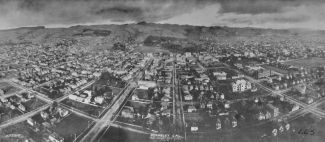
(0, 23, 325, 52)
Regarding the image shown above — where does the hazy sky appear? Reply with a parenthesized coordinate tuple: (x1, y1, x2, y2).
(0, 0, 325, 30)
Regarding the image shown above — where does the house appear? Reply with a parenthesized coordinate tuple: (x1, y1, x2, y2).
(251, 85, 258, 92)
(213, 71, 227, 80)
(207, 101, 213, 109)
(138, 81, 157, 90)
(273, 85, 280, 91)
(162, 87, 171, 94)
(200, 102, 206, 109)
(307, 97, 314, 104)
(161, 109, 172, 117)
(41, 111, 49, 120)
(216, 119, 222, 130)
(257, 111, 266, 120)
(232, 118, 237, 127)
(185, 52, 192, 57)
(188, 105, 197, 113)
(69, 94, 84, 102)
(27, 118, 35, 126)
(145, 113, 156, 125)
(84, 90, 92, 97)
(190, 124, 198, 132)
(161, 101, 169, 110)
(0, 97, 8, 103)
(265, 111, 272, 119)
(49, 132, 64, 142)
(234, 63, 243, 69)
(231, 79, 252, 92)
(224, 102, 230, 109)
(84, 97, 91, 104)
(291, 105, 300, 112)
(161, 96, 170, 102)
(18, 104, 26, 112)
(131, 93, 140, 101)
(272, 129, 278, 136)
(220, 93, 225, 100)
(121, 107, 134, 119)
(184, 94, 193, 101)
(266, 104, 279, 117)
(279, 125, 284, 133)
(296, 85, 306, 94)
(95, 96, 104, 104)
(58, 108, 69, 117)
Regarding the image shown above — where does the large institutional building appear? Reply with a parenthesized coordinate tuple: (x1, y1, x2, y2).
(231, 79, 252, 92)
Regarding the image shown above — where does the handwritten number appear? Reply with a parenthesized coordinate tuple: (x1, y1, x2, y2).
(297, 128, 316, 136)
(309, 129, 315, 136)
(304, 129, 309, 135)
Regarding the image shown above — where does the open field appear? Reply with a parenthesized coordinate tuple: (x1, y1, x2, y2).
(0, 109, 23, 123)
(284, 57, 325, 68)
(0, 97, 46, 123)
(22, 97, 48, 112)
(53, 113, 94, 142)
(187, 113, 325, 142)
(99, 126, 150, 142)
(61, 99, 107, 117)
(262, 65, 289, 74)
(0, 82, 21, 95)
(0, 121, 44, 142)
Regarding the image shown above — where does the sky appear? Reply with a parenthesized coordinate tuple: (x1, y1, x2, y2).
(0, 0, 325, 30)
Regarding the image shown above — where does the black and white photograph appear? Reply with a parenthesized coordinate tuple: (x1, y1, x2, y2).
(1, 0, 325, 142)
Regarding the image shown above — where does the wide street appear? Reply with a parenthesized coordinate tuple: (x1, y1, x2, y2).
(80, 58, 153, 142)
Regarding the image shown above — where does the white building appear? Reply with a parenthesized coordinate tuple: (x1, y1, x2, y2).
(231, 79, 252, 92)
(138, 81, 157, 90)
(184, 94, 193, 101)
(185, 52, 192, 57)
(95, 96, 104, 104)
(213, 71, 227, 80)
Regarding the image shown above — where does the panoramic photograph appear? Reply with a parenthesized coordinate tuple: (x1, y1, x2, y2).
(0, 0, 325, 142)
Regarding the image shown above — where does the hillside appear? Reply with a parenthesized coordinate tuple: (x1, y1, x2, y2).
(1, 23, 325, 52)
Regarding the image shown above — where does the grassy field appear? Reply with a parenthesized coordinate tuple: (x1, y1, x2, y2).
(21, 97, 47, 112)
(53, 113, 94, 142)
(0, 82, 21, 95)
(284, 57, 325, 68)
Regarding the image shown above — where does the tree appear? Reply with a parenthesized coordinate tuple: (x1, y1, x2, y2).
(112, 42, 126, 51)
